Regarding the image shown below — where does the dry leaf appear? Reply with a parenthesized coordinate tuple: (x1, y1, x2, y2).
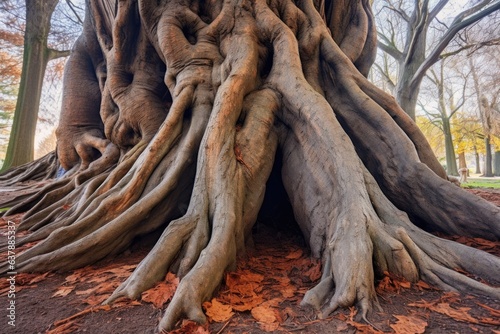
(415, 280, 432, 290)
(304, 260, 322, 282)
(169, 320, 210, 334)
(251, 305, 277, 324)
(141, 277, 178, 309)
(82, 294, 109, 306)
(390, 315, 427, 334)
(476, 302, 500, 317)
(52, 286, 75, 297)
(46, 319, 80, 334)
(258, 322, 280, 332)
(409, 301, 479, 324)
(203, 298, 234, 322)
(285, 248, 303, 259)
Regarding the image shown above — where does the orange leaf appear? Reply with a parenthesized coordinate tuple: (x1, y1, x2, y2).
(203, 298, 234, 322)
(170, 320, 210, 334)
(29, 272, 51, 284)
(285, 248, 303, 259)
(258, 322, 280, 332)
(415, 280, 432, 290)
(390, 315, 427, 334)
(476, 302, 500, 317)
(251, 305, 277, 324)
(304, 260, 322, 282)
(141, 275, 178, 308)
(52, 286, 75, 297)
(409, 301, 479, 324)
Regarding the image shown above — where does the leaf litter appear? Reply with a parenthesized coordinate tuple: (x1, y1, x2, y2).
(1, 191, 500, 334)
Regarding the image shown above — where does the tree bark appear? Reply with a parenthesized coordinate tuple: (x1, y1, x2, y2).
(484, 136, 493, 177)
(494, 150, 500, 176)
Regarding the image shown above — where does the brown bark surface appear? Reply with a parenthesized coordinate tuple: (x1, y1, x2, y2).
(1, 0, 499, 331)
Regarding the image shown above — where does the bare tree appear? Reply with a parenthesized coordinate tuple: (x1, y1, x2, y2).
(375, 0, 500, 120)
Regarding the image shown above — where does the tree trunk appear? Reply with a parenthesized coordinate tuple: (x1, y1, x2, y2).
(494, 150, 500, 176)
(474, 145, 481, 174)
(1, 1, 499, 331)
(1, 0, 59, 171)
(458, 152, 467, 170)
(484, 136, 493, 177)
(443, 117, 458, 176)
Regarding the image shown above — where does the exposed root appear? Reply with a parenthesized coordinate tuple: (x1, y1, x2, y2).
(0, 151, 58, 186)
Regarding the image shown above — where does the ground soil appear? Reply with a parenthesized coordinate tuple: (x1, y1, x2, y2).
(1, 188, 499, 334)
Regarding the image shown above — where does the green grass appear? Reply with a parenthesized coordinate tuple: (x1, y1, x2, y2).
(461, 178, 500, 189)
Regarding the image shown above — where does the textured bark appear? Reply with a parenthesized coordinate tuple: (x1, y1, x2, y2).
(1, 0, 499, 331)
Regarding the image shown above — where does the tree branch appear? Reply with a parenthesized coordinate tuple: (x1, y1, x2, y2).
(66, 0, 84, 25)
(377, 40, 403, 61)
(382, 4, 410, 22)
(47, 48, 71, 61)
(440, 38, 500, 59)
(428, 0, 449, 22)
(411, 0, 500, 88)
(372, 62, 396, 90)
(404, 0, 430, 66)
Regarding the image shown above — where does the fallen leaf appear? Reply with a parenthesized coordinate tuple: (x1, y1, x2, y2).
(28, 272, 51, 284)
(203, 298, 234, 322)
(46, 319, 80, 334)
(141, 277, 178, 309)
(409, 301, 479, 324)
(169, 320, 210, 334)
(285, 248, 303, 259)
(476, 302, 500, 317)
(52, 286, 75, 297)
(251, 304, 277, 324)
(390, 315, 427, 334)
(415, 280, 432, 290)
(258, 322, 280, 332)
(304, 259, 322, 282)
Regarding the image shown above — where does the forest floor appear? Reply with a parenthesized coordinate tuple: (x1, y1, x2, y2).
(1, 188, 499, 334)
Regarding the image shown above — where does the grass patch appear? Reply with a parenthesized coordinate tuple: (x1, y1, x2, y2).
(461, 178, 500, 189)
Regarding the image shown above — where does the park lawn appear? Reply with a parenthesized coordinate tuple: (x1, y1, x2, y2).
(462, 178, 500, 189)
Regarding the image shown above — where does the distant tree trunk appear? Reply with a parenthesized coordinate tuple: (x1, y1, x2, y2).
(443, 117, 458, 176)
(0, 0, 68, 172)
(458, 152, 467, 170)
(494, 150, 500, 176)
(474, 145, 481, 174)
(484, 136, 493, 177)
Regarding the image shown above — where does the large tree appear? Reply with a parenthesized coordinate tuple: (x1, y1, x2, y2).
(1, 0, 499, 332)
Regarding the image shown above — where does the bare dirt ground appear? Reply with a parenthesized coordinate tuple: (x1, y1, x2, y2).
(1, 188, 499, 334)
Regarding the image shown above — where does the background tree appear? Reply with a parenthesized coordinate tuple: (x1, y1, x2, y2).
(374, 0, 500, 120)
(418, 60, 467, 175)
(1, 1, 499, 332)
(0, 1, 24, 162)
(452, 112, 486, 173)
(0, 0, 83, 171)
(470, 51, 500, 176)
